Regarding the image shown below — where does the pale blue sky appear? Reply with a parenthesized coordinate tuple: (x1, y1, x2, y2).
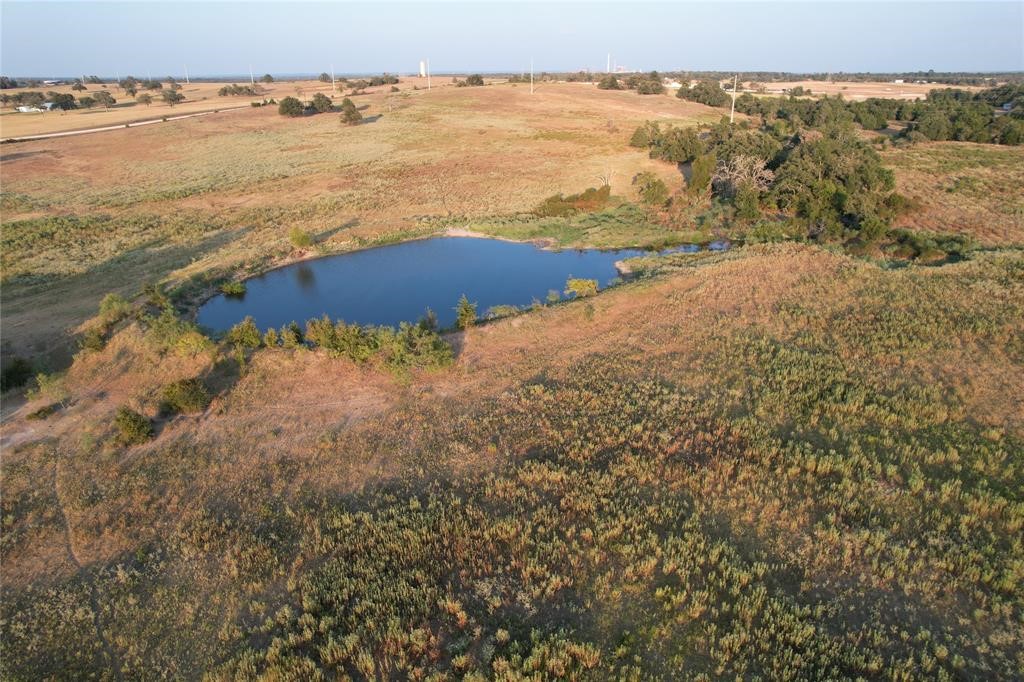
(1, 1, 1021, 77)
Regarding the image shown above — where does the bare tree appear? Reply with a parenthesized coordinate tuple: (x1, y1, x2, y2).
(712, 154, 774, 197)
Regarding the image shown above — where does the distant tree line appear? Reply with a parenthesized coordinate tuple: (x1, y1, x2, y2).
(219, 83, 262, 96)
(455, 74, 485, 87)
(732, 85, 1024, 145)
(598, 71, 664, 95)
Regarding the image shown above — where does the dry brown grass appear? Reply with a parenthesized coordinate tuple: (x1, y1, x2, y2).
(884, 142, 1024, 246)
(753, 79, 982, 101)
(1, 82, 720, 362)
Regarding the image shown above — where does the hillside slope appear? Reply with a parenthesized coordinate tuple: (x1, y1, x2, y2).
(3, 244, 1022, 679)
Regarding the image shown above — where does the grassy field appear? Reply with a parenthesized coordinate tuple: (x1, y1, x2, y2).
(752, 79, 982, 101)
(1, 78, 445, 138)
(2, 243, 1022, 678)
(2, 80, 1023, 678)
(1, 82, 720, 366)
(883, 142, 1024, 247)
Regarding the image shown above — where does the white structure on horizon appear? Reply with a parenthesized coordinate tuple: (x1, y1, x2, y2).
(419, 60, 427, 78)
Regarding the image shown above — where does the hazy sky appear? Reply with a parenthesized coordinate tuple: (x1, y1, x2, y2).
(2, 1, 1021, 77)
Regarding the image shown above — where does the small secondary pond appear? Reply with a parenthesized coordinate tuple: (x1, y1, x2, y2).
(197, 236, 724, 333)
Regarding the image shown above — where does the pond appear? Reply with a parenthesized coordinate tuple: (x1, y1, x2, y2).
(196, 236, 724, 332)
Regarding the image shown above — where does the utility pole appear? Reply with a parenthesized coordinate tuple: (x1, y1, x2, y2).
(331, 63, 336, 92)
(730, 74, 738, 124)
(184, 64, 189, 84)
(607, 53, 611, 72)
(530, 58, 534, 94)
(249, 65, 255, 87)
(427, 59, 431, 90)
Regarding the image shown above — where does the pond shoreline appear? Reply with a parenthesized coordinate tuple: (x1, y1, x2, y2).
(183, 225, 674, 324)
(193, 233, 668, 333)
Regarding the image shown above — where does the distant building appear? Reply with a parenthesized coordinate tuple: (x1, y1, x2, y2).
(42, 79, 61, 86)
(16, 105, 45, 113)
(893, 79, 905, 84)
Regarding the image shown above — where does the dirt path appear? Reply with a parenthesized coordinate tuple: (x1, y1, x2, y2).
(51, 448, 125, 681)
(3, 105, 249, 142)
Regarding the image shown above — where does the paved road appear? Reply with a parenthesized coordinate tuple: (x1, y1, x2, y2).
(2, 105, 251, 142)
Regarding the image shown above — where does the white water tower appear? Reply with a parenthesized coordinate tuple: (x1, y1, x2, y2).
(419, 60, 427, 78)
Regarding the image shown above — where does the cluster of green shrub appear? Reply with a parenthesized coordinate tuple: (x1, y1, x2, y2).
(342, 74, 399, 89)
(76, 293, 133, 354)
(631, 118, 923, 243)
(731, 84, 1024, 145)
(218, 83, 261, 96)
(159, 378, 211, 415)
(278, 94, 361, 124)
(0, 90, 114, 110)
(534, 184, 611, 217)
(676, 79, 731, 107)
(598, 71, 664, 94)
(227, 314, 453, 370)
(455, 74, 485, 87)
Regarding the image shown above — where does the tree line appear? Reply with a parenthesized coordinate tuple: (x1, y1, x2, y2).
(598, 71, 664, 95)
(630, 116, 911, 241)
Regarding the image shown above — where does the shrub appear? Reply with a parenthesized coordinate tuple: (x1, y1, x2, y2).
(635, 80, 664, 95)
(1, 357, 33, 392)
(280, 322, 303, 348)
(263, 327, 280, 347)
(632, 172, 669, 207)
(289, 227, 313, 248)
(311, 92, 333, 113)
(629, 122, 659, 148)
(340, 98, 362, 125)
(678, 80, 729, 107)
(485, 304, 522, 320)
(219, 84, 259, 97)
(733, 183, 762, 220)
(175, 330, 215, 357)
(227, 317, 262, 349)
(689, 153, 716, 195)
(160, 378, 211, 414)
(456, 295, 477, 330)
(26, 403, 58, 421)
(597, 75, 622, 90)
(27, 372, 67, 404)
(98, 293, 132, 325)
(535, 185, 611, 217)
(564, 278, 598, 298)
(278, 96, 305, 117)
(78, 326, 106, 352)
(114, 407, 153, 445)
(220, 281, 246, 297)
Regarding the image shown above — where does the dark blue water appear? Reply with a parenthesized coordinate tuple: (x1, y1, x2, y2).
(197, 237, 658, 332)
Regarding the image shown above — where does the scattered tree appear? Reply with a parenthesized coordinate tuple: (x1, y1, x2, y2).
(114, 407, 153, 445)
(161, 90, 184, 106)
(340, 97, 362, 125)
(94, 91, 116, 108)
(278, 96, 304, 117)
(312, 92, 333, 113)
(456, 295, 477, 329)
